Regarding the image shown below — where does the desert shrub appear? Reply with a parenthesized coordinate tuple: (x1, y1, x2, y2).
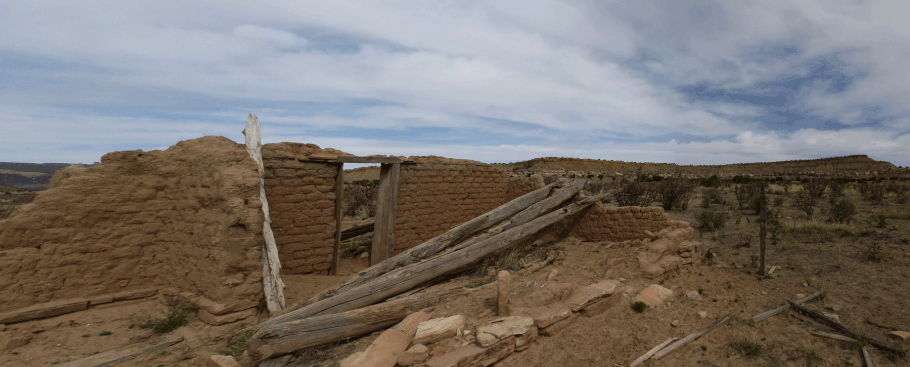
(219, 329, 254, 356)
(655, 173, 696, 210)
(695, 210, 726, 231)
(773, 197, 784, 207)
(803, 179, 828, 200)
(734, 338, 763, 357)
(872, 213, 888, 228)
(830, 199, 856, 224)
(614, 179, 656, 207)
(632, 301, 647, 313)
(858, 181, 886, 204)
(792, 189, 816, 219)
(864, 241, 889, 262)
(828, 180, 845, 199)
(584, 180, 609, 195)
(700, 174, 721, 188)
(749, 190, 769, 215)
(341, 240, 371, 258)
(139, 301, 194, 334)
(886, 181, 908, 196)
(343, 180, 378, 219)
(700, 188, 724, 208)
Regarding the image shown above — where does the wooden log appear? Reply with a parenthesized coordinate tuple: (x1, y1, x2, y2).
(268, 193, 605, 326)
(788, 300, 906, 355)
(302, 181, 561, 306)
(630, 337, 678, 367)
(652, 313, 734, 359)
(247, 289, 460, 362)
(336, 156, 402, 164)
(341, 220, 375, 241)
(811, 331, 857, 343)
(331, 163, 344, 275)
(863, 346, 874, 367)
(372, 163, 396, 265)
(751, 290, 823, 323)
(443, 179, 585, 254)
(58, 334, 183, 367)
(258, 354, 294, 367)
(0, 298, 88, 325)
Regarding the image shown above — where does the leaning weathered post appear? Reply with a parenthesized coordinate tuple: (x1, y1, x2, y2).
(330, 163, 344, 275)
(759, 181, 767, 276)
(371, 162, 401, 265)
(243, 114, 286, 313)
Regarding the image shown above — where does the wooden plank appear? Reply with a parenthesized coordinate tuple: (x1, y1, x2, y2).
(341, 220, 375, 241)
(751, 290, 823, 323)
(863, 346, 874, 367)
(788, 300, 906, 355)
(247, 289, 459, 362)
(0, 298, 88, 324)
(811, 331, 856, 343)
(336, 156, 402, 164)
(302, 181, 561, 307)
(259, 194, 605, 329)
(630, 337, 678, 367)
(58, 334, 183, 367)
(330, 163, 344, 275)
(386, 163, 400, 257)
(652, 313, 735, 359)
(372, 163, 393, 265)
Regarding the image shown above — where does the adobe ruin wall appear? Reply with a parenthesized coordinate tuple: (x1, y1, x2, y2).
(0, 137, 265, 316)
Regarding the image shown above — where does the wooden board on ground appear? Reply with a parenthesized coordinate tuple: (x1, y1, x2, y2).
(58, 334, 183, 367)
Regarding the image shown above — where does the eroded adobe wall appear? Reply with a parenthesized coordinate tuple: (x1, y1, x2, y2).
(0, 137, 264, 314)
(261, 143, 343, 275)
(554, 205, 684, 242)
(393, 157, 534, 252)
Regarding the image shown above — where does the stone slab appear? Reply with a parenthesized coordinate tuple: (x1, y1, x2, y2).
(0, 298, 89, 325)
(198, 308, 257, 326)
(413, 315, 465, 345)
(351, 328, 411, 367)
(208, 355, 241, 367)
(634, 284, 673, 307)
(580, 293, 622, 317)
(477, 316, 534, 340)
(540, 313, 577, 337)
(391, 311, 432, 337)
(888, 331, 910, 341)
(424, 336, 516, 367)
(566, 286, 610, 312)
(532, 308, 573, 329)
(398, 344, 430, 366)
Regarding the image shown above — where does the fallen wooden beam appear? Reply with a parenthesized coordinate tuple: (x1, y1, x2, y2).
(751, 290, 823, 323)
(58, 334, 183, 367)
(788, 300, 906, 355)
(249, 194, 606, 359)
(863, 346, 874, 367)
(247, 288, 460, 362)
(0, 298, 89, 325)
(630, 337, 678, 367)
(340, 220, 375, 241)
(811, 331, 857, 343)
(653, 313, 735, 360)
(296, 181, 562, 307)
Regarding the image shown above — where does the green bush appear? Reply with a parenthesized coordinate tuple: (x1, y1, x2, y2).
(632, 301, 647, 313)
(735, 338, 763, 357)
(830, 199, 856, 223)
(695, 210, 726, 231)
(872, 213, 888, 228)
(139, 302, 194, 334)
(773, 197, 784, 207)
(700, 174, 721, 188)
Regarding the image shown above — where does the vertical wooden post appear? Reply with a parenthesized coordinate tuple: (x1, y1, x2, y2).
(330, 163, 344, 275)
(759, 182, 767, 276)
(371, 163, 401, 265)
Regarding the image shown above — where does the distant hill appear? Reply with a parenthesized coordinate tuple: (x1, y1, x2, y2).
(0, 162, 90, 190)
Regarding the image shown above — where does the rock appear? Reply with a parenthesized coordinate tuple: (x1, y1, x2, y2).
(360, 252, 369, 258)
(432, 346, 446, 358)
(826, 304, 843, 312)
(198, 308, 257, 326)
(477, 332, 497, 347)
(802, 282, 809, 287)
(498, 271, 510, 316)
(888, 331, 910, 341)
(0, 332, 30, 351)
(823, 312, 840, 323)
(761, 291, 767, 295)
(414, 315, 466, 345)
(207, 355, 241, 367)
(540, 313, 577, 337)
(567, 285, 612, 312)
(589, 280, 620, 294)
(580, 293, 622, 317)
(685, 291, 702, 301)
(353, 328, 412, 367)
(547, 269, 559, 282)
(179, 328, 203, 349)
(533, 308, 573, 329)
(671, 320, 679, 327)
(398, 344, 430, 366)
(477, 316, 535, 341)
(698, 311, 707, 319)
(735, 264, 744, 269)
(795, 294, 806, 300)
(515, 324, 538, 352)
(340, 351, 364, 367)
(391, 311, 432, 337)
(634, 285, 674, 307)
(0, 298, 89, 324)
(424, 337, 515, 367)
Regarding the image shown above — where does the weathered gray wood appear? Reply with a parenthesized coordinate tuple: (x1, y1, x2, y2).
(653, 313, 734, 359)
(58, 334, 183, 367)
(630, 337, 678, 367)
(262, 193, 604, 327)
(789, 300, 906, 355)
(302, 181, 560, 306)
(371, 163, 400, 265)
(341, 220, 375, 241)
(248, 289, 460, 362)
(444, 179, 585, 254)
(330, 163, 344, 275)
(751, 290, 823, 323)
(863, 346, 874, 367)
(336, 156, 402, 164)
(811, 331, 856, 343)
(257, 354, 294, 367)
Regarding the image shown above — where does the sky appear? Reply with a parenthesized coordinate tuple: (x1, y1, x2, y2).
(2, 1, 909, 167)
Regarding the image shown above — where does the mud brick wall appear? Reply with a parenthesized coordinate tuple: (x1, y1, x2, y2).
(550, 205, 681, 242)
(393, 157, 517, 252)
(261, 143, 339, 275)
(0, 137, 264, 314)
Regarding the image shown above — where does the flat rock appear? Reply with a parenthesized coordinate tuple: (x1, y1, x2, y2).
(477, 316, 535, 340)
(198, 308, 257, 326)
(208, 355, 241, 367)
(0, 298, 89, 324)
(698, 311, 707, 319)
(532, 308, 573, 329)
(580, 293, 621, 317)
(477, 332, 497, 348)
(340, 351, 364, 367)
(515, 325, 538, 352)
(349, 328, 411, 367)
(0, 331, 30, 351)
(888, 331, 910, 341)
(398, 344, 430, 366)
(685, 291, 702, 300)
(540, 313, 577, 337)
(634, 285, 674, 307)
(567, 285, 611, 311)
(413, 315, 465, 345)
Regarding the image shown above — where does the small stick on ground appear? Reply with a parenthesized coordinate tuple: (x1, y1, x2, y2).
(789, 300, 906, 355)
(751, 290, 823, 323)
(863, 346, 874, 367)
(811, 331, 857, 343)
(629, 337, 677, 367)
(652, 313, 735, 360)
